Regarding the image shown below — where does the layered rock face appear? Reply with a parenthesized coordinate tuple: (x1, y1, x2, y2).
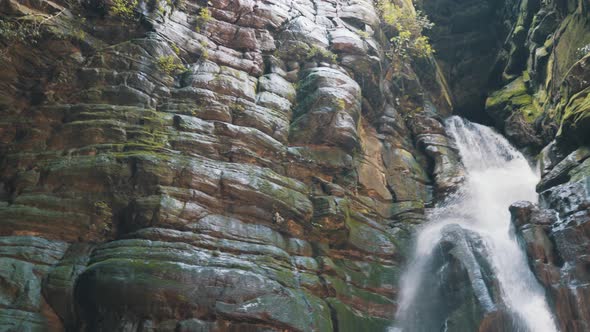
(456, 0, 590, 330)
(483, 0, 590, 151)
(423, 0, 590, 330)
(494, 1, 590, 331)
(2, 0, 588, 329)
(511, 147, 590, 332)
(0, 0, 464, 331)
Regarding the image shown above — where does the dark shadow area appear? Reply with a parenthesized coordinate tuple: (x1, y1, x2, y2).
(422, 0, 509, 125)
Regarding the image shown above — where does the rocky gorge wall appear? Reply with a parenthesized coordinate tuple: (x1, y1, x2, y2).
(1, 0, 589, 329)
(0, 0, 465, 331)
(424, 0, 590, 330)
(488, 1, 590, 331)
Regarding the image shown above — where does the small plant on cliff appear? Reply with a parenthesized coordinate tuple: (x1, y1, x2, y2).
(195, 7, 212, 32)
(377, 0, 434, 61)
(156, 55, 186, 75)
(0, 10, 66, 45)
(0, 20, 32, 43)
(0, 11, 65, 59)
(199, 40, 209, 59)
(93, 201, 113, 235)
(306, 45, 338, 63)
(356, 29, 371, 39)
(171, 43, 180, 55)
(111, 0, 139, 19)
(229, 102, 245, 113)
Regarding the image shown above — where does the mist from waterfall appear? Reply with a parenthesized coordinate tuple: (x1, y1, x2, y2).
(392, 116, 558, 332)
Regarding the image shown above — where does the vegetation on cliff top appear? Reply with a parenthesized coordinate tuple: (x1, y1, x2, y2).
(377, 0, 434, 62)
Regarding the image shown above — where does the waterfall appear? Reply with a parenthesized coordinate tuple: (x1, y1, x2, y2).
(392, 116, 558, 332)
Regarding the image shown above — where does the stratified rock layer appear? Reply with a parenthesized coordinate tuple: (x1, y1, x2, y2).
(0, 0, 460, 330)
(488, 0, 590, 330)
(426, 0, 590, 329)
(483, 0, 590, 150)
(511, 146, 590, 332)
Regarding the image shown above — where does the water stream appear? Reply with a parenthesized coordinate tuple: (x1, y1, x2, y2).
(392, 116, 558, 332)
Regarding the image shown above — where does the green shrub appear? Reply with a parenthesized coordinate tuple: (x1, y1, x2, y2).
(199, 40, 209, 59)
(156, 55, 185, 75)
(306, 45, 338, 63)
(0, 19, 42, 44)
(378, 0, 434, 60)
(72, 28, 86, 41)
(171, 43, 180, 55)
(356, 29, 371, 39)
(230, 102, 245, 113)
(0, 13, 91, 60)
(111, 0, 138, 19)
(195, 7, 212, 32)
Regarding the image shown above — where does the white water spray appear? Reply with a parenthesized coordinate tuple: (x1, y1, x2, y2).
(393, 116, 558, 332)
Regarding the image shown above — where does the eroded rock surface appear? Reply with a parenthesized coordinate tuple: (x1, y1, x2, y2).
(483, 0, 590, 151)
(476, 1, 590, 329)
(426, 0, 590, 328)
(511, 147, 590, 332)
(0, 0, 461, 330)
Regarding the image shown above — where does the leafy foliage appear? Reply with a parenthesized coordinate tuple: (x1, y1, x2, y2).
(377, 0, 434, 60)
(156, 55, 185, 75)
(111, 0, 138, 19)
(195, 7, 211, 32)
(0, 11, 68, 59)
(199, 40, 209, 59)
(356, 29, 371, 39)
(171, 43, 180, 55)
(306, 45, 338, 63)
(0, 18, 44, 44)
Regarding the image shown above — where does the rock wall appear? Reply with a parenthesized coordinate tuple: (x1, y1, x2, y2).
(427, 0, 590, 330)
(422, 0, 507, 123)
(423, 0, 590, 329)
(0, 0, 463, 331)
(482, 0, 590, 152)
(489, 1, 590, 330)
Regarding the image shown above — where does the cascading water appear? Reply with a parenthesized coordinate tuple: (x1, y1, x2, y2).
(392, 116, 558, 332)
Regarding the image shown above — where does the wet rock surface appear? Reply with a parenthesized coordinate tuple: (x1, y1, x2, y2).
(0, 0, 463, 330)
(483, 0, 590, 151)
(478, 1, 590, 328)
(425, 0, 590, 328)
(511, 152, 590, 331)
(396, 224, 517, 332)
(1, 0, 588, 329)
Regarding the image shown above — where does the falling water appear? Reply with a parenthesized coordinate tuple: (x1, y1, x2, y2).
(392, 116, 558, 332)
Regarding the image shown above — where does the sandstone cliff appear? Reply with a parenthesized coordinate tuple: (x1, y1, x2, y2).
(0, 0, 589, 330)
(0, 0, 463, 330)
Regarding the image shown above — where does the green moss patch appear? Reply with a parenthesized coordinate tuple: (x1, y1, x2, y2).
(486, 77, 541, 124)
